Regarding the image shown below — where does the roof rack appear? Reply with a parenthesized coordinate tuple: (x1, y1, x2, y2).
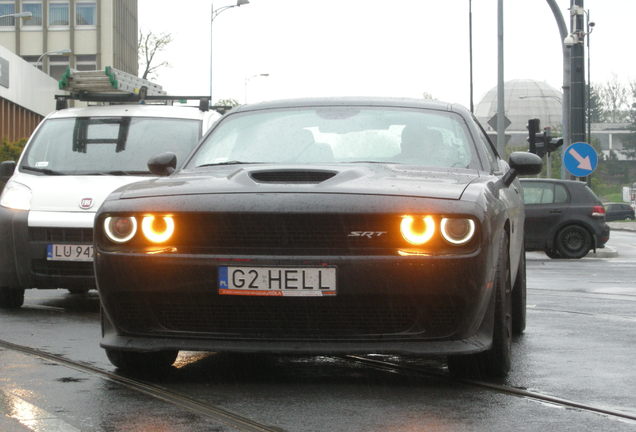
(56, 67, 232, 114)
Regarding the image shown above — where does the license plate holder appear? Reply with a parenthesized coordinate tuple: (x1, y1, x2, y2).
(218, 266, 336, 296)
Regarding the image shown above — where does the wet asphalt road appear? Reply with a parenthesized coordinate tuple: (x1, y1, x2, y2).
(0, 230, 635, 431)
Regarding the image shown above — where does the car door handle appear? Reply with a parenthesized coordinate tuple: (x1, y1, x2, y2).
(549, 210, 562, 214)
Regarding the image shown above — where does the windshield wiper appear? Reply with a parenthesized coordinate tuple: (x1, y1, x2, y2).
(20, 166, 65, 175)
(100, 170, 152, 176)
(349, 160, 389, 164)
(196, 161, 262, 167)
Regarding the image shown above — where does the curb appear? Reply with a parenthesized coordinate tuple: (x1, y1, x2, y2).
(588, 245, 618, 258)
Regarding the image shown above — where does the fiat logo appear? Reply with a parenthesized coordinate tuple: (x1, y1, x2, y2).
(80, 198, 94, 210)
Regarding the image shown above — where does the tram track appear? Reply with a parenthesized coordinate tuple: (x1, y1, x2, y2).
(342, 355, 636, 423)
(1, 336, 635, 429)
(0, 339, 280, 432)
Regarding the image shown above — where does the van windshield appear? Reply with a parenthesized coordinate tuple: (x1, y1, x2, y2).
(20, 116, 200, 175)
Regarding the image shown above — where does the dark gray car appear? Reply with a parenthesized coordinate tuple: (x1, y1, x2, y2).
(605, 202, 635, 221)
(520, 178, 610, 259)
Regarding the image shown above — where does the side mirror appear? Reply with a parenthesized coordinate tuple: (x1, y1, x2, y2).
(508, 152, 543, 176)
(0, 160, 16, 182)
(148, 152, 177, 177)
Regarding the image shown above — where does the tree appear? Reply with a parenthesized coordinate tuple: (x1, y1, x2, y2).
(0, 138, 26, 162)
(598, 76, 629, 123)
(622, 80, 636, 157)
(138, 30, 173, 80)
(586, 84, 604, 124)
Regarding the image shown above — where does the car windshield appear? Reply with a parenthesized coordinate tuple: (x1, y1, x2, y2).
(187, 107, 477, 169)
(20, 117, 200, 175)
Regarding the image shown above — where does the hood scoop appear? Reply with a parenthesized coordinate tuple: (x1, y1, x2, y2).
(249, 169, 337, 184)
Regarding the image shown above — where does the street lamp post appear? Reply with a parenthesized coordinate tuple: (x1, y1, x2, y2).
(244, 73, 269, 104)
(36, 49, 72, 72)
(0, 11, 32, 20)
(585, 10, 595, 146)
(210, 0, 250, 103)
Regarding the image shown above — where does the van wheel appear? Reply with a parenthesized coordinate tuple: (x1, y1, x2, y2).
(67, 288, 89, 295)
(555, 225, 591, 259)
(0, 287, 25, 309)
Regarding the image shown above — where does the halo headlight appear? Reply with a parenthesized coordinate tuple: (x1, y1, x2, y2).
(104, 217, 138, 244)
(441, 218, 475, 245)
(400, 215, 435, 245)
(141, 215, 175, 244)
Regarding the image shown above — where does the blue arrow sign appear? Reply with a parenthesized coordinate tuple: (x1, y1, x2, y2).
(563, 142, 598, 177)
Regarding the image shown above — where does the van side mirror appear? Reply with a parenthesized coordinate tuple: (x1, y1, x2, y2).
(148, 152, 177, 176)
(0, 161, 16, 182)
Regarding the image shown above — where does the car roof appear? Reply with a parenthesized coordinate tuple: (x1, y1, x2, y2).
(229, 96, 465, 114)
(46, 104, 209, 120)
(519, 178, 588, 186)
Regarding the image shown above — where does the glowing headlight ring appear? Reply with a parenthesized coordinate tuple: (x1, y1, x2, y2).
(400, 215, 435, 245)
(141, 215, 175, 244)
(104, 216, 138, 244)
(441, 218, 476, 245)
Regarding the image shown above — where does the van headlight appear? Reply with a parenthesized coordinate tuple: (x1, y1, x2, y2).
(0, 181, 32, 211)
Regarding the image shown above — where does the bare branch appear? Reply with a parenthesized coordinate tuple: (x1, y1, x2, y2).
(138, 30, 173, 80)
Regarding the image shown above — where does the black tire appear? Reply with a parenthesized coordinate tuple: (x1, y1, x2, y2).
(67, 288, 89, 295)
(545, 249, 561, 259)
(105, 348, 179, 374)
(0, 287, 25, 309)
(512, 250, 526, 335)
(555, 225, 592, 259)
(448, 234, 512, 378)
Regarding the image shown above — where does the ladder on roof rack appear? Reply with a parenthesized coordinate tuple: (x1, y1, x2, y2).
(54, 66, 232, 113)
(58, 66, 167, 99)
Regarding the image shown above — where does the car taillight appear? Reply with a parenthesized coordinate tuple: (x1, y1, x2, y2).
(592, 205, 605, 217)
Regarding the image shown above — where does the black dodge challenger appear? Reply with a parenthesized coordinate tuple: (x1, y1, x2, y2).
(94, 98, 542, 377)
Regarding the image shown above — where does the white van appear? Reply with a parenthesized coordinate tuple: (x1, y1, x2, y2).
(0, 103, 217, 308)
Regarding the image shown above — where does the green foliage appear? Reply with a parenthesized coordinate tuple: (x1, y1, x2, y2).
(0, 138, 27, 162)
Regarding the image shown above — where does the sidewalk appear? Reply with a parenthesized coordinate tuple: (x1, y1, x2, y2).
(607, 221, 636, 232)
(588, 221, 635, 258)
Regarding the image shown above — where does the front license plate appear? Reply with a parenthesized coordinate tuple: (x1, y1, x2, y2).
(218, 266, 337, 296)
(47, 244, 94, 262)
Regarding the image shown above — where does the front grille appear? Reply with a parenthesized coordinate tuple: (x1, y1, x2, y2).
(176, 213, 401, 254)
(31, 259, 94, 278)
(110, 294, 459, 339)
(30, 227, 94, 243)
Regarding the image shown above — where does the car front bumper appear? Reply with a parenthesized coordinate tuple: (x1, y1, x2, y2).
(97, 249, 498, 356)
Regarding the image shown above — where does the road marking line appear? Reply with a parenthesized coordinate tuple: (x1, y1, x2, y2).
(1, 388, 81, 432)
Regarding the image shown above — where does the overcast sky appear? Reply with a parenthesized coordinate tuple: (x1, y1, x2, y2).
(138, 0, 635, 107)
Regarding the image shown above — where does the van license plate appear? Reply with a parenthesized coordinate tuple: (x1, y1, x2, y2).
(47, 244, 94, 262)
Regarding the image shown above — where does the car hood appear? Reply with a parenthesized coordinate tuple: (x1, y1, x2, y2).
(117, 164, 481, 201)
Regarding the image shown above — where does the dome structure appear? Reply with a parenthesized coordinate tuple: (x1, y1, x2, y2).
(475, 79, 562, 132)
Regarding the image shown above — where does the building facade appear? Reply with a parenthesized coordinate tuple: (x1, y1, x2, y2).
(0, 0, 138, 81)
